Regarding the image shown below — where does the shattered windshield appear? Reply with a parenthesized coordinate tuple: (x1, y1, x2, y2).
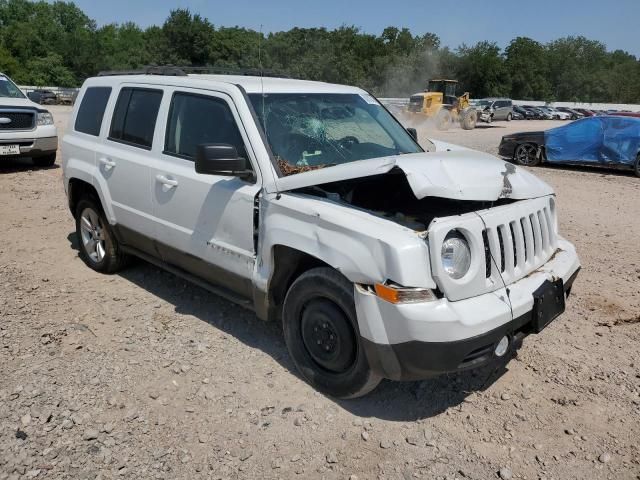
(249, 93, 421, 176)
(0, 75, 26, 98)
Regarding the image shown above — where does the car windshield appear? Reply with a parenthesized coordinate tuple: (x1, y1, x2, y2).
(249, 93, 422, 176)
(0, 74, 26, 99)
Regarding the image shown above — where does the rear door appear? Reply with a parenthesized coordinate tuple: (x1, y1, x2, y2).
(149, 88, 261, 297)
(94, 85, 164, 253)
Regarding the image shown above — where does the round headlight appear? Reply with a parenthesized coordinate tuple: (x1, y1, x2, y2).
(441, 231, 471, 279)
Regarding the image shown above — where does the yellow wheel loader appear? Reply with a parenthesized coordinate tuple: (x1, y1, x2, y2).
(406, 79, 477, 130)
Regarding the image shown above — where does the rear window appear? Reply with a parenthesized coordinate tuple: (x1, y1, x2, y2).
(109, 88, 163, 149)
(74, 87, 112, 136)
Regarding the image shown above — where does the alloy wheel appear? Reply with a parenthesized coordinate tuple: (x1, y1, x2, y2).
(79, 207, 106, 263)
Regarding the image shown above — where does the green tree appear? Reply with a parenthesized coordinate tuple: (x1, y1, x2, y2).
(505, 37, 551, 100)
(456, 41, 509, 97)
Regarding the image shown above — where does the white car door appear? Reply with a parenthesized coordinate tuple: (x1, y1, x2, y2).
(149, 88, 261, 298)
(94, 85, 164, 254)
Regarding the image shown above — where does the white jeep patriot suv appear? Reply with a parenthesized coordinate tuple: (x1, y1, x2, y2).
(62, 68, 580, 398)
(0, 72, 57, 166)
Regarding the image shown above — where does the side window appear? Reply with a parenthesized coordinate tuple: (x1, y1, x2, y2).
(164, 92, 248, 162)
(109, 87, 163, 149)
(74, 87, 112, 136)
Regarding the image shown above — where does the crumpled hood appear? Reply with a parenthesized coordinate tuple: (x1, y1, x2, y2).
(272, 150, 554, 201)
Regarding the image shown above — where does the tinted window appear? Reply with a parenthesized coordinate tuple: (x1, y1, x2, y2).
(74, 87, 112, 136)
(109, 88, 163, 149)
(165, 93, 247, 160)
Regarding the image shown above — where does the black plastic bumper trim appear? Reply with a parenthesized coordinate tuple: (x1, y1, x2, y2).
(362, 267, 580, 381)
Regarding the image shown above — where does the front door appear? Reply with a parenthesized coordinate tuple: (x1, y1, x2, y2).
(150, 89, 260, 298)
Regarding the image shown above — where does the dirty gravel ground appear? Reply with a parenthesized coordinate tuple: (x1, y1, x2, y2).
(1, 106, 639, 480)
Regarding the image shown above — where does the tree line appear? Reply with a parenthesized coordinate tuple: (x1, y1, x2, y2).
(1, 0, 639, 103)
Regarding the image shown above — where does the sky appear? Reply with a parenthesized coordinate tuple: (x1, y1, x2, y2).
(70, 0, 640, 56)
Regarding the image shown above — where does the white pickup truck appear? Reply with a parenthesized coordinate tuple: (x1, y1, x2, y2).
(0, 72, 57, 166)
(62, 69, 580, 398)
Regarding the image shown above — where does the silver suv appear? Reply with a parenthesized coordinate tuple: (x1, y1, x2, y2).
(62, 69, 580, 398)
(479, 98, 514, 122)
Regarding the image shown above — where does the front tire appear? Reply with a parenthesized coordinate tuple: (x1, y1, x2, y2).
(33, 153, 56, 167)
(514, 143, 541, 166)
(75, 198, 128, 273)
(506, 113, 512, 121)
(282, 267, 381, 399)
(634, 154, 640, 178)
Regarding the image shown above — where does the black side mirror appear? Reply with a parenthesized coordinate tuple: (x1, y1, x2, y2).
(407, 127, 418, 141)
(195, 144, 255, 181)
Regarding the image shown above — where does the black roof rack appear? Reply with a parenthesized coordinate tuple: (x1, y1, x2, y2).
(97, 65, 292, 79)
(97, 65, 187, 77)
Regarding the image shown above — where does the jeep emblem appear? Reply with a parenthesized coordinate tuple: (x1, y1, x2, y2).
(0, 117, 12, 125)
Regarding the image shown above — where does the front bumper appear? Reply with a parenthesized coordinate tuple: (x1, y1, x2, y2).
(355, 239, 580, 381)
(0, 136, 58, 158)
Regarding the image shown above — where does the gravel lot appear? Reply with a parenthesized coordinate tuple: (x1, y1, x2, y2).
(1, 106, 639, 480)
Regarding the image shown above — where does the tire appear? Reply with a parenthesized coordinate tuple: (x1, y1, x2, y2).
(460, 109, 477, 130)
(75, 198, 129, 273)
(434, 109, 452, 131)
(506, 113, 512, 122)
(33, 153, 56, 167)
(486, 113, 493, 124)
(282, 267, 381, 399)
(634, 154, 640, 178)
(514, 143, 541, 166)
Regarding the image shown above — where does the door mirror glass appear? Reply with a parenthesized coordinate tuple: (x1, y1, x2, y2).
(195, 144, 254, 181)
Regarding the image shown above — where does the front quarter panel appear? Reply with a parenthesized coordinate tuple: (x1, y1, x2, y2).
(256, 192, 436, 293)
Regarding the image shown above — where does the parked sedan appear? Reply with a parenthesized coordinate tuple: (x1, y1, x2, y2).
(26, 89, 58, 105)
(573, 108, 596, 117)
(555, 107, 584, 120)
(523, 106, 552, 120)
(498, 116, 640, 176)
(513, 105, 534, 119)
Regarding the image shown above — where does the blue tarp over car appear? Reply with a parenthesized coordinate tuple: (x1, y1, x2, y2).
(544, 116, 640, 166)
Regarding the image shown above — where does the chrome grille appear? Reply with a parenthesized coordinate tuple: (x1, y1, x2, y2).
(0, 110, 36, 130)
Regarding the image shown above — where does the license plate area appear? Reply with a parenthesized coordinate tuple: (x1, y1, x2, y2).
(0, 144, 20, 155)
(532, 278, 565, 333)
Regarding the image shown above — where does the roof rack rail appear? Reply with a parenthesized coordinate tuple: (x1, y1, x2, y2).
(182, 66, 292, 78)
(96, 65, 293, 79)
(97, 66, 187, 77)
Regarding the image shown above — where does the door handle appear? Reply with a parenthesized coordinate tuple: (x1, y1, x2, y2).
(156, 174, 178, 188)
(99, 157, 116, 170)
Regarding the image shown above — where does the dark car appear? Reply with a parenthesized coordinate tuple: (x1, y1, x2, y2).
(573, 108, 596, 117)
(498, 116, 640, 176)
(513, 105, 534, 119)
(612, 112, 640, 118)
(523, 105, 553, 120)
(26, 89, 58, 105)
(521, 106, 544, 119)
(555, 107, 584, 120)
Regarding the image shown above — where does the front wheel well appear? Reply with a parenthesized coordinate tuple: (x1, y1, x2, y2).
(68, 178, 100, 215)
(267, 245, 332, 321)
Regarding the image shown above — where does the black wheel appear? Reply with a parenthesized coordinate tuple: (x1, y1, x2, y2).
(33, 153, 56, 167)
(282, 267, 381, 399)
(634, 154, 640, 178)
(506, 113, 512, 122)
(75, 198, 129, 273)
(514, 143, 541, 166)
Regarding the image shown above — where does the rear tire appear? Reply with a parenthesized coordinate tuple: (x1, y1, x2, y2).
(75, 198, 129, 273)
(514, 143, 541, 166)
(506, 113, 512, 122)
(634, 154, 640, 178)
(282, 267, 381, 399)
(33, 153, 56, 167)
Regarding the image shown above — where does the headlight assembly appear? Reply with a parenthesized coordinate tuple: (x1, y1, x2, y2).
(441, 230, 471, 279)
(36, 112, 54, 126)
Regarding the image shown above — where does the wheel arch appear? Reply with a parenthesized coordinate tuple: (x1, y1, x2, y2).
(68, 178, 101, 215)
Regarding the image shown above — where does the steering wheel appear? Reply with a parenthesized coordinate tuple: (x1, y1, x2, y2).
(337, 136, 360, 150)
